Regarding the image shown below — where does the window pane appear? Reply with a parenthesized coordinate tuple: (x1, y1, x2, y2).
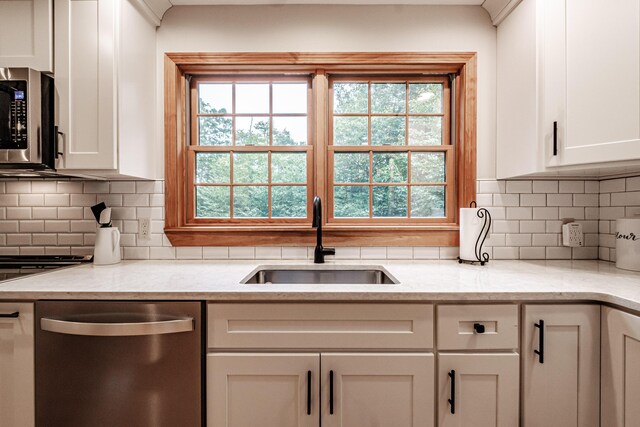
(334, 186, 369, 218)
(272, 152, 306, 183)
(373, 186, 408, 217)
(236, 117, 269, 146)
(371, 117, 405, 146)
(334, 152, 369, 183)
(273, 117, 307, 145)
(334, 116, 368, 146)
(333, 83, 368, 113)
(272, 186, 306, 218)
(234, 186, 268, 217)
(236, 83, 269, 114)
(371, 83, 406, 114)
(196, 153, 230, 183)
(373, 153, 408, 183)
(196, 186, 230, 218)
(411, 186, 445, 217)
(273, 83, 307, 114)
(411, 152, 445, 183)
(199, 83, 232, 114)
(409, 116, 442, 146)
(199, 117, 232, 146)
(409, 83, 442, 113)
(233, 152, 268, 183)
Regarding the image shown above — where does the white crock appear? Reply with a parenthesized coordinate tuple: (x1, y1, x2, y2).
(616, 216, 640, 272)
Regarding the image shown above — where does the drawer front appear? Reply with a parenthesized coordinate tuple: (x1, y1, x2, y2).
(437, 304, 519, 350)
(208, 303, 434, 350)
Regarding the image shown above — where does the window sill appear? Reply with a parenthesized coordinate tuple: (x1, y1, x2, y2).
(164, 226, 460, 247)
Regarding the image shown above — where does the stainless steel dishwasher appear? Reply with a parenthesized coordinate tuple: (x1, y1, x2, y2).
(36, 301, 202, 427)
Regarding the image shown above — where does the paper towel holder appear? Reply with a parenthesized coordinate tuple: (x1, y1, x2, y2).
(458, 201, 492, 266)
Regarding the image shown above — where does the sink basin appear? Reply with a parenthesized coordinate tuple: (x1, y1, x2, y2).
(241, 265, 399, 285)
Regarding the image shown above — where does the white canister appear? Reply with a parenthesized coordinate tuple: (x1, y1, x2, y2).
(616, 216, 640, 272)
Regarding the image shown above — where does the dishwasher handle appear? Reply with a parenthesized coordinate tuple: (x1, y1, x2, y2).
(41, 316, 194, 337)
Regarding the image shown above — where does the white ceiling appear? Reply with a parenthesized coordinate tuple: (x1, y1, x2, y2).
(169, 0, 485, 5)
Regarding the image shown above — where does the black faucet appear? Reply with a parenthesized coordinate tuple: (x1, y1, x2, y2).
(312, 196, 335, 264)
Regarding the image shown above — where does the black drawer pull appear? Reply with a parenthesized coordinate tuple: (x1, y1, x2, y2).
(473, 323, 485, 334)
(307, 370, 311, 415)
(0, 312, 19, 318)
(534, 320, 545, 364)
(329, 370, 334, 415)
(448, 369, 456, 414)
(553, 121, 558, 156)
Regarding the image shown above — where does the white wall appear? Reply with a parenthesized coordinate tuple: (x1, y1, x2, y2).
(156, 5, 497, 179)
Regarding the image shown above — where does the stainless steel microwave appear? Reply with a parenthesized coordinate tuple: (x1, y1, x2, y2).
(0, 68, 57, 176)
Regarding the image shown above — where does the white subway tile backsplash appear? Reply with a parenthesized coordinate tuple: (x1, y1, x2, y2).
(547, 193, 573, 206)
(386, 247, 413, 260)
(520, 194, 546, 207)
(533, 181, 558, 194)
(627, 176, 640, 192)
(559, 181, 584, 194)
(506, 180, 532, 193)
(7, 207, 31, 220)
(519, 221, 546, 233)
(506, 207, 532, 220)
(412, 247, 439, 259)
(600, 178, 626, 193)
(176, 247, 203, 260)
(3, 175, 637, 262)
(229, 246, 255, 259)
(110, 181, 136, 194)
(19, 194, 44, 206)
(6, 181, 31, 193)
(361, 247, 388, 259)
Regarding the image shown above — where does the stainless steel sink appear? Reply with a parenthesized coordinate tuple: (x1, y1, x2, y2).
(241, 265, 399, 285)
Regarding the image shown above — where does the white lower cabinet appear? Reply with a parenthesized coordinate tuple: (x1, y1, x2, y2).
(0, 303, 34, 427)
(437, 353, 519, 427)
(522, 305, 600, 427)
(207, 353, 319, 427)
(601, 307, 640, 427)
(321, 353, 435, 427)
(207, 352, 435, 427)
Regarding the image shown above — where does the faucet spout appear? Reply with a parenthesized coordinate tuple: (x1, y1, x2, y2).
(312, 196, 335, 263)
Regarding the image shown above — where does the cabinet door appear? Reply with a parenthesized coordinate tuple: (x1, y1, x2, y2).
(438, 353, 519, 427)
(522, 305, 600, 427)
(0, 0, 52, 71)
(601, 307, 640, 427)
(544, 0, 640, 167)
(321, 353, 435, 427)
(54, 0, 116, 170)
(0, 303, 34, 427)
(207, 353, 319, 427)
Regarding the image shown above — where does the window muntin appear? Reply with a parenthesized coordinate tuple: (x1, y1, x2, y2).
(328, 76, 453, 223)
(189, 77, 313, 222)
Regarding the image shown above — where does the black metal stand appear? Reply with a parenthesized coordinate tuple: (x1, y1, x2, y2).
(458, 206, 492, 266)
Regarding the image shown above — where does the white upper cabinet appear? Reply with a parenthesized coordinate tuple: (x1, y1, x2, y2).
(0, 0, 53, 72)
(497, 0, 640, 178)
(54, 0, 158, 179)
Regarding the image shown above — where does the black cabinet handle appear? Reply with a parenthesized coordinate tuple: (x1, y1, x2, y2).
(534, 320, 545, 364)
(448, 369, 456, 414)
(553, 121, 558, 156)
(307, 370, 311, 415)
(0, 312, 19, 318)
(54, 126, 64, 159)
(473, 323, 485, 334)
(329, 370, 334, 415)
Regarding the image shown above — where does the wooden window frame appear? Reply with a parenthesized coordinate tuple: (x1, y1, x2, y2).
(165, 52, 477, 247)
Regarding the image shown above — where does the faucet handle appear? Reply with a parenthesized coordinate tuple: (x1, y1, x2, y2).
(323, 247, 336, 256)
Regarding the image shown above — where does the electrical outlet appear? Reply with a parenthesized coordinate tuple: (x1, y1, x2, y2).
(138, 218, 151, 240)
(562, 222, 584, 247)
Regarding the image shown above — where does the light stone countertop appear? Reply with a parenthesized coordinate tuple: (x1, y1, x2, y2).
(1, 259, 640, 311)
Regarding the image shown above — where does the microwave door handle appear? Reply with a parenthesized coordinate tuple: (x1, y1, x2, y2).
(40, 317, 194, 336)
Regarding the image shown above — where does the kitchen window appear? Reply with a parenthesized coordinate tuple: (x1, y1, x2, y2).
(165, 53, 477, 246)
